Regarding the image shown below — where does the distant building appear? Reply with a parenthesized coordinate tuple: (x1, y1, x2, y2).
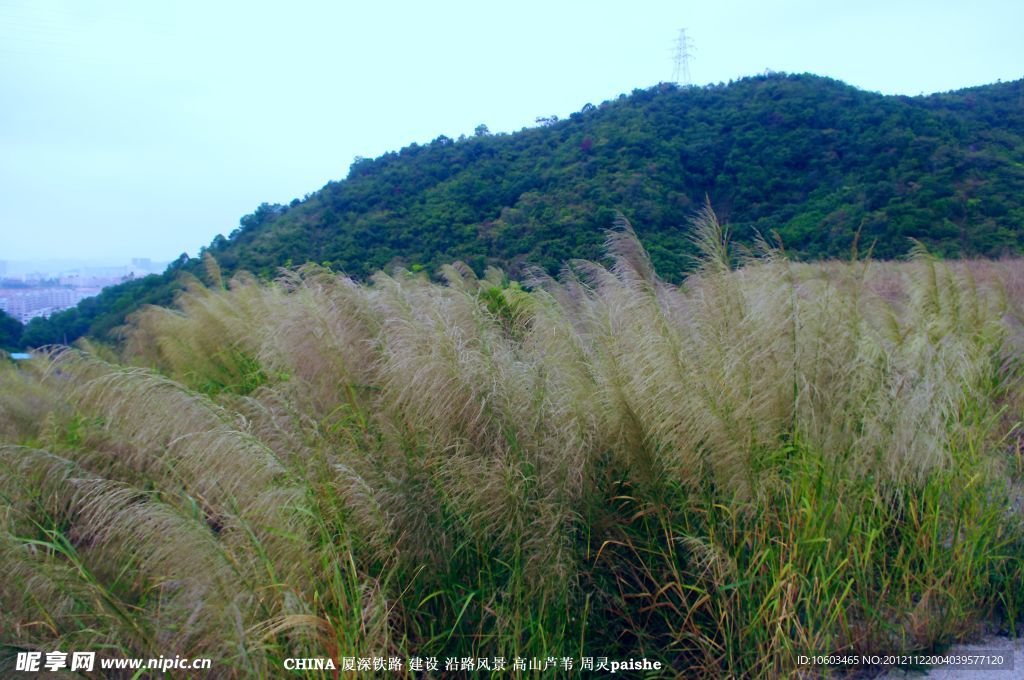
(129, 258, 167, 275)
(0, 287, 99, 323)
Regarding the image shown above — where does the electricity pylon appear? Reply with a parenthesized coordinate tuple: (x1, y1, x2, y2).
(671, 28, 694, 86)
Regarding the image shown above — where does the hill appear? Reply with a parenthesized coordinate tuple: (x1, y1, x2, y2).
(22, 72, 1024, 347)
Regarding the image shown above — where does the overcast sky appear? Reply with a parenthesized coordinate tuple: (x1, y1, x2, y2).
(2, 0, 1022, 263)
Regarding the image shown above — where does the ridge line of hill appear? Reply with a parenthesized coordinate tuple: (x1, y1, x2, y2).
(13, 71, 1024, 349)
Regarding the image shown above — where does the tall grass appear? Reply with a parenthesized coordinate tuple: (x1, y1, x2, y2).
(1, 215, 1022, 677)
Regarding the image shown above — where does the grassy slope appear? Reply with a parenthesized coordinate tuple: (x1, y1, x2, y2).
(2, 219, 1023, 677)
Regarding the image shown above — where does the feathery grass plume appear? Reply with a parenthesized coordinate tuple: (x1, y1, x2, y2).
(37, 350, 312, 604)
(605, 214, 658, 287)
(0, 446, 240, 659)
(3, 224, 1024, 677)
(259, 265, 380, 419)
(0, 358, 64, 444)
(203, 251, 225, 290)
(121, 273, 274, 396)
(567, 217, 798, 495)
(551, 232, 1024, 674)
(2, 362, 389, 673)
(366, 268, 581, 595)
(688, 199, 732, 275)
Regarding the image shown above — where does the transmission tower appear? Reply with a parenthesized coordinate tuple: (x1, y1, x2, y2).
(671, 28, 694, 86)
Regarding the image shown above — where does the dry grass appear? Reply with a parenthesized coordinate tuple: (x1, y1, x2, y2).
(1, 214, 1022, 677)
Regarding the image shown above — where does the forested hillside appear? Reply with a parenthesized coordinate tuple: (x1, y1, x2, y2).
(21, 72, 1024, 347)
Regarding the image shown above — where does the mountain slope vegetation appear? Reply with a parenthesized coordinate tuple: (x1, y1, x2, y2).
(20, 72, 1024, 347)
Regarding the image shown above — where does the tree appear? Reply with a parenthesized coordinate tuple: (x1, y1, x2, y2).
(0, 309, 21, 351)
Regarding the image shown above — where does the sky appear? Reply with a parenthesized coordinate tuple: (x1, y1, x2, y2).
(2, 0, 1022, 263)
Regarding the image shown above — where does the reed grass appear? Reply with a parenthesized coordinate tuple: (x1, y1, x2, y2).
(1, 214, 1022, 677)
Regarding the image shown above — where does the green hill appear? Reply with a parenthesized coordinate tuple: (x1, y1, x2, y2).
(22, 72, 1024, 347)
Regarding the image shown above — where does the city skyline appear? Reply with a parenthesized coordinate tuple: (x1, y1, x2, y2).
(0, 256, 170, 323)
(0, 256, 169, 279)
